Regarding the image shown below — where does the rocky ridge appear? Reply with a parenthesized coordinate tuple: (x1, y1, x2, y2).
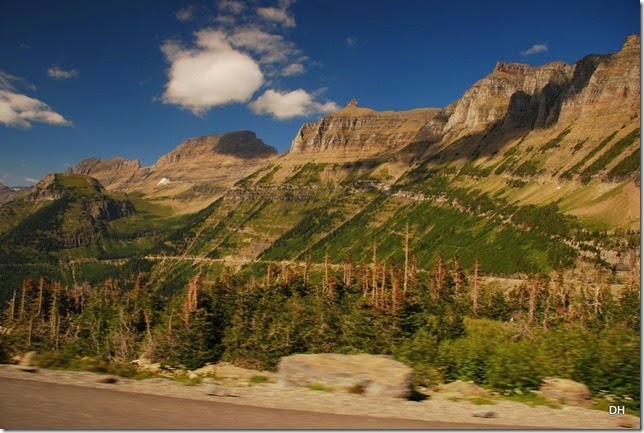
(288, 35, 639, 159)
(75, 131, 278, 212)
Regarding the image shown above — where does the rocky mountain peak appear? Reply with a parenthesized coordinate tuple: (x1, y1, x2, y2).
(157, 130, 276, 165)
(29, 173, 106, 202)
(621, 34, 640, 52)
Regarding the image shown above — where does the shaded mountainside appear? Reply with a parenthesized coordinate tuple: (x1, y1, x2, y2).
(0, 35, 639, 298)
(0, 173, 134, 263)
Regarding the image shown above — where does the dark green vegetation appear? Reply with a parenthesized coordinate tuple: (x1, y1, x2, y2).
(580, 129, 640, 184)
(1, 262, 639, 411)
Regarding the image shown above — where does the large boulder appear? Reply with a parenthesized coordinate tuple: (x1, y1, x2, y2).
(19, 351, 38, 367)
(538, 377, 593, 408)
(277, 354, 413, 398)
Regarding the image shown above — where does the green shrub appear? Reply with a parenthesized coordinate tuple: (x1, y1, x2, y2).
(486, 340, 542, 391)
(250, 375, 269, 384)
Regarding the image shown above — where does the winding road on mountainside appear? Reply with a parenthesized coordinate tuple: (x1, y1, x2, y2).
(0, 377, 521, 429)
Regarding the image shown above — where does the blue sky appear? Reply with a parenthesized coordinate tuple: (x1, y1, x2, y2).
(0, 0, 639, 186)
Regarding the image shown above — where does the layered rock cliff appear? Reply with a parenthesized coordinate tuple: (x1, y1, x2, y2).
(288, 99, 447, 160)
(75, 157, 142, 192)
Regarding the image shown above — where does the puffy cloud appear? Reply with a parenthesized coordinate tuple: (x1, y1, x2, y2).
(47, 66, 79, 79)
(0, 89, 72, 129)
(160, 29, 264, 115)
(257, 0, 295, 27)
(281, 63, 304, 76)
(176, 5, 195, 22)
(346, 36, 358, 47)
(521, 43, 548, 56)
(25, 177, 39, 184)
(249, 89, 338, 120)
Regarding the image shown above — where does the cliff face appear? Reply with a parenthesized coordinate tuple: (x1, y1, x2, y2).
(74, 157, 142, 192)
(288, 100, 447, 159)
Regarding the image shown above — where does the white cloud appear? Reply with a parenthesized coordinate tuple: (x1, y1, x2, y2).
(521, 43, 548, 56)
(346, 36, 358, 47)
(218, 0, 245, 15)
(160, 29, 264, 115)
(47, 66, 79, 79)
(228, 27, 297, 65)
(0, 70, 36, 91)
(249, 89, 338, 120)
(0, 89, 72, 129)
(176, 5, 195, 22)
(25, 176, 39, 184)
(281, 63, 304, 76)
(257, 0, 295, 27)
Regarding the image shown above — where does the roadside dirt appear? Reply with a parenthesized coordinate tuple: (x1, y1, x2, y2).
(0, 364, 638, 429)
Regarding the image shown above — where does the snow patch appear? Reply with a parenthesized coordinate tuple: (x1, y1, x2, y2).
(157, 177, 170, 185)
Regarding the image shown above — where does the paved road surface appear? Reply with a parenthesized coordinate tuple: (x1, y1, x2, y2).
(0, 377, 521, 429)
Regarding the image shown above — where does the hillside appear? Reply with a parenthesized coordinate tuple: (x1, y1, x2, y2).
(0, 35, 639, 295)
(145, 35, 639, 281)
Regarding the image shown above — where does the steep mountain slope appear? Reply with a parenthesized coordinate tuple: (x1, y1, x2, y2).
(0, 36, 638, 298)
(75, 130, 278, 213)
(161, 35, 639, 277)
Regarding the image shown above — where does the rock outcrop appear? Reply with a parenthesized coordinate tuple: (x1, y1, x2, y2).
(277, 353, 413, 398)
(538, 377, 593, 408)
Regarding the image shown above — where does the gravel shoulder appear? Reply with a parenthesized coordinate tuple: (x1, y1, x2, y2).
(0, 364, 638, 429)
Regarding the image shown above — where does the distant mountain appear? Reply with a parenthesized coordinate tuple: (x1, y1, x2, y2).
(75, 130, 277, 212)
(1, 35, 639, 292)
(164, 35, 639, 276)
(0, 183, 30, 205)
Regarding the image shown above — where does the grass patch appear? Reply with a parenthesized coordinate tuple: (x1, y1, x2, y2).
(171, 375, 203, 386)
(307, 383, 334, 392)
(499, 392, 561, 409)
(593, 398, 640, 417)
(468, 396, 496, 405)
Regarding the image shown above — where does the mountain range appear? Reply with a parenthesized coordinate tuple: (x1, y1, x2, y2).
(0, 35, 639, 297)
